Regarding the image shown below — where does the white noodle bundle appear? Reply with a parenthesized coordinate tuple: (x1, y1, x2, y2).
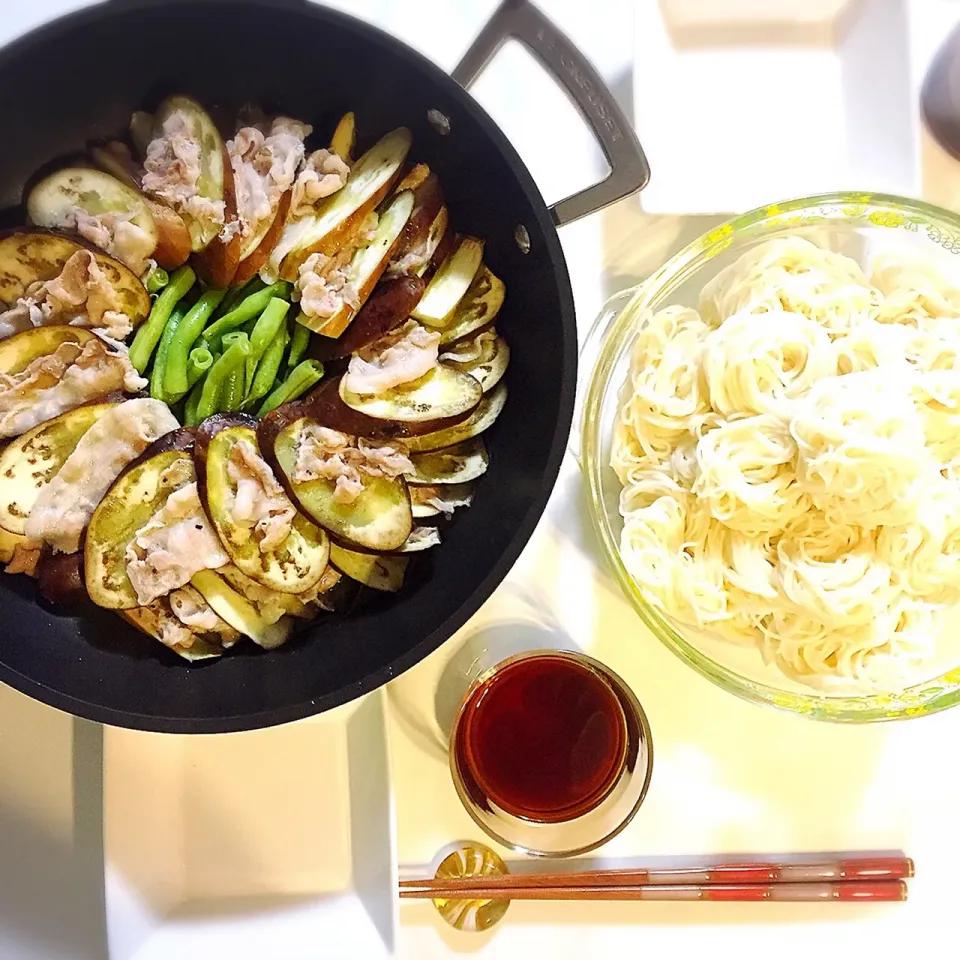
(617, 305, 710, 464)
(699, 236, 881, 335)
(694, 415, 809, 536)
(613, 236, 960, 692)
(872, 252, 960, 326)
(790, 370, 930, 529)
(702, 308, 835, 416)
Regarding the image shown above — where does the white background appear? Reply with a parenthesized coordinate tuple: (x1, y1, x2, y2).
(2, 1, 960, 958)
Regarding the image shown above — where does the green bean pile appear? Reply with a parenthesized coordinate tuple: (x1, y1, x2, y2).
(130, 267, 325, 425)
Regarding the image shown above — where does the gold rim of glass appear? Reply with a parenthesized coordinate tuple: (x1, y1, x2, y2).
(581, 191, 960, 722)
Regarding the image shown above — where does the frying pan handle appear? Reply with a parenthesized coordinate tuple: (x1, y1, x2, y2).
(452, 0, 649, 226)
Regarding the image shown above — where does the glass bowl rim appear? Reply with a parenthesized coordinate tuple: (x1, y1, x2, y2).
(581, 190, 960, 723)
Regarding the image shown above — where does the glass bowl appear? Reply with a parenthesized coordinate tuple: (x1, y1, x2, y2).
(579, 192, 960, 722)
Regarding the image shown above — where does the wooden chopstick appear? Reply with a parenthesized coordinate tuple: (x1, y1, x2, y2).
(400, 855, 914, 892)
(400, 879, 908, 903)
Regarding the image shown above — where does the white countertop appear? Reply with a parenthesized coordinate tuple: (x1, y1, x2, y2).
(3, 1, 960, 958)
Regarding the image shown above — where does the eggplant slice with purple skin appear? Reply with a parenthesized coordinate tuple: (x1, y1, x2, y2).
(339, 364, 482, 424)
(258, 411, 413, 553)
(121, 596, 232, 662)
(275, 376, 474, 441)
(407, 437, 488, 486)
(403, 382, 507, 453)
(308, 276, 425, 362)
(84, 428, 197, 610)
(328, 541, 408, 592)
(0, 402, 118, 536)
(194, 413, 329, 595)
(0, 230, 151, 328)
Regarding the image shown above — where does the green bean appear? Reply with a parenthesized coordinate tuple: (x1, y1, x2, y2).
(186, 346, 214, 390)
(148, 302, 190, 402)
(129, 265, 196, 373)
(184, 378, 205, 428)
(244, 325, 289, 410)
(258, 361, 325, 416)
(218, 275, 266, 317)
(195, 335, 250, 424)
(222, 370, 245, 411)
(144, 264, 170, 295)
(163, 288, 227, 400)
(200, 281, 291, 345)
(287, 321, 311, 372)
(244, 298, 290, 394)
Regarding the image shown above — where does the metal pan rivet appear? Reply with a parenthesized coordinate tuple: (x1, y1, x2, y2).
(514, 224, 531, 254)
(427, 108, 451, 135)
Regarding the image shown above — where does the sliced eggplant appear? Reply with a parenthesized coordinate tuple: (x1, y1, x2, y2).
(84, 430, 196, 610)
(439, 266, 506, 345)
(304, 189, 415, 337)
(0, 231, 151, 327)
(0, 526, 27, 564)
(37, 549, 86, 606)
(314, 567, 363, 613)
(329, 542, 408, 592)
(0, 402, 117, 535)
(90, 142, 194, 270)
(404, 382, 507, 453)
(121, 597, 229, 662)
(218, 564, 313, 620)
(232, 190, 292, 286)
(0, 325, 98, 377)
(410, 482, 474, 519)
(191, 144, 242, 287)
(195, 415, 329, 594)
(147, 96, 228, 253)
(270, 127, 412, 281)
(340, 364, 482, 424)
(190, 568, 293, 649)
(392, 525, 441, 553)
(264, 415, 412, 552)
(408, 437, 488, 485)
(308, 276, 424, 361)
(412, 237, 484, 327)
(330, 112, 356, 164)
(26, 167, 158, 272)
(441, 333, 510, 393)
(276, 375, 472, 442)
(387, 171, 444, 274)
(90, 141, 142, 189)
(417, 206, 453, 279)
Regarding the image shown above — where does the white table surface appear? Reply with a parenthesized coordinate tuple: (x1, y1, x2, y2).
(3, 1, 960, 957)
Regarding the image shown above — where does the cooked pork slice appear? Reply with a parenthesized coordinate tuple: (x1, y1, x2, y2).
(5, 540, 41, 576)
(294, 252, 360, 321)
(0, 338, 147, 438)
(440, 329, 498, 364)
(290, 149, 350, 218)
(142, 110, 225, 239)
(293, 424, 412, 504)
(168, 584, 239, 644)
(0, 250, 134, 342)
(25, 399, 179, 553)
(125, 482, 229, 607)
(65, 209, 155, 275)
(344, 320, 440, 395)
(228, 116, 311, 240)
(0, 300, 44, 340)
(226, 439, 296, 552)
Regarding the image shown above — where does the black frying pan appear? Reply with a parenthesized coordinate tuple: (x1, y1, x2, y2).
(0, 0, 648, 732)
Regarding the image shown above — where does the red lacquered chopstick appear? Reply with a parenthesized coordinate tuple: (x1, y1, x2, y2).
(400, 856, 914, 892)
(399, 879, 908, 903)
